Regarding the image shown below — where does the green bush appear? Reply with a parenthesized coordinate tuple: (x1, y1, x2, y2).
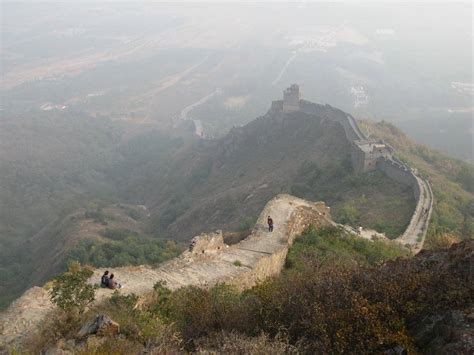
(84, 208, 106, 223)
(49, 261, 95, 314)
(233, 260, 242, 267)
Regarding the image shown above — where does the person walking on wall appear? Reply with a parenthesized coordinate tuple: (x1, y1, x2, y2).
(267, 216, 274, 232)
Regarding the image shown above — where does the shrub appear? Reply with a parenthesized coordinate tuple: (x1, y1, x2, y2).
(100, 228, 138, 241)
(194, 331, 301, 354)
(49, 261, 95, 314)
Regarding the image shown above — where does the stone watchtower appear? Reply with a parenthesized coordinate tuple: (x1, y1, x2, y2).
(283, 84, 301, 112)
(351, 139, 393, 172)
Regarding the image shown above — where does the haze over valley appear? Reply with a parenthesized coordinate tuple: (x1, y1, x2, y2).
(0, 2, 473, 353)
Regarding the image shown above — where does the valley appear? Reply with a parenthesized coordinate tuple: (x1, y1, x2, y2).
(0, 2, 472, 353)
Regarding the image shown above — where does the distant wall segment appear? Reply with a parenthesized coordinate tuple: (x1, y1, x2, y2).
(297, 98, 433, 252)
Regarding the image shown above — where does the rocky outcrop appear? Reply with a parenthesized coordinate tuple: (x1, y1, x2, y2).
(77, 314, 119, 339)
(0, 286, 54, 350)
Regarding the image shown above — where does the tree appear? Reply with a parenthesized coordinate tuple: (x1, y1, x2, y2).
(49, 261, 95, 313)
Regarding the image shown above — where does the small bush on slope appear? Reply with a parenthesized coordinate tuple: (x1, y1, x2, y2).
(49, 261, 95, 314)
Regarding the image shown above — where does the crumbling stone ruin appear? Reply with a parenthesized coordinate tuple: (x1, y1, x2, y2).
(188, 230, 225, 255)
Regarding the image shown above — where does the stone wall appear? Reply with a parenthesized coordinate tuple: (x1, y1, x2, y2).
(377, 158, 419, 190)
(228, 201, 333, 290)
(297, 98, 433, 251)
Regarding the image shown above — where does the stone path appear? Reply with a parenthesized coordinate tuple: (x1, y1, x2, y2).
(396, 176, 433, 253)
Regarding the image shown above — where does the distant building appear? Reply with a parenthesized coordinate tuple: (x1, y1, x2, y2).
(283, 84, 301, 112)
(351, 139, 393, 172)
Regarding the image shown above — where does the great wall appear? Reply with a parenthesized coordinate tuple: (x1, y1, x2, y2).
(0, 195, 335, 349)
(0, 86, 434, 350)
(275, 84, 433, 252)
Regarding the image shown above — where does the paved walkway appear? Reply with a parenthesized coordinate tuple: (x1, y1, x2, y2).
(396, 176, 433, 253)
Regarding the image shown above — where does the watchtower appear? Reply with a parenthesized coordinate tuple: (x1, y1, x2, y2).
(283, 84, 301, 112)
(351, 139, 393, 172)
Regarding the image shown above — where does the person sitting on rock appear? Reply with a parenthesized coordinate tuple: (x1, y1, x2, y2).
(267, 216, 274, 232)
(100, 270, 109, 288)
(107, 273, 121, 289)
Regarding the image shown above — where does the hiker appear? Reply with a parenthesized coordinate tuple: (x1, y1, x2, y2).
(189, 237, 197, 252)
(107, 273, 121, 289)
(100, 271, 109, 288)
(267, 216, 274, 232)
